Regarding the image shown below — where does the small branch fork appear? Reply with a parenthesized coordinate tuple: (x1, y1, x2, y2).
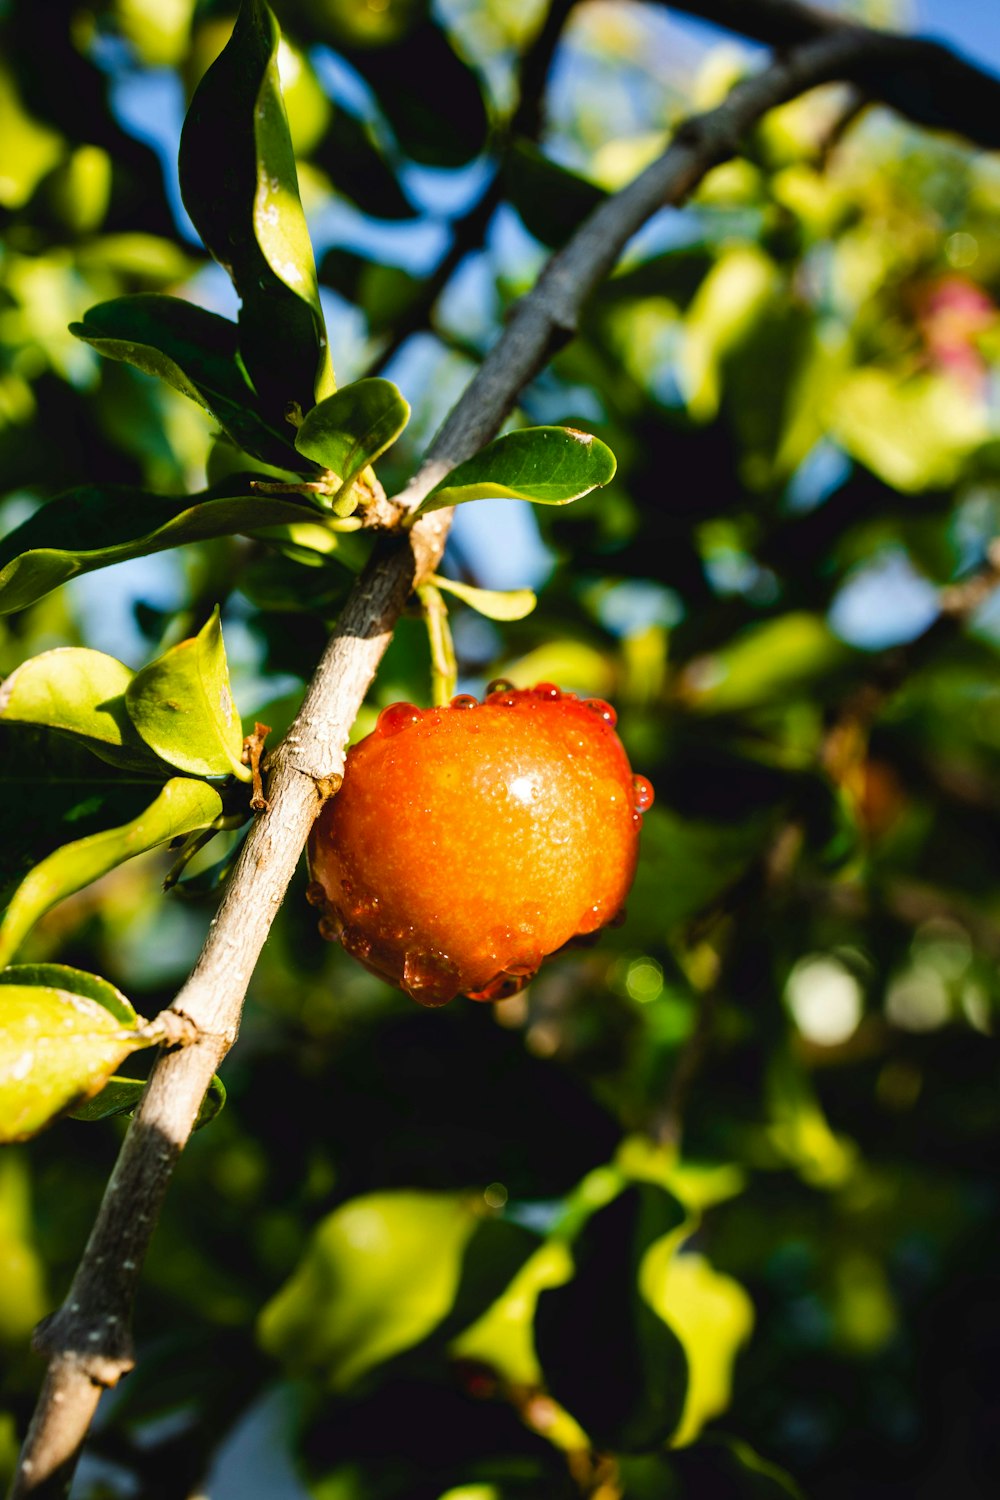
(11, 5, 1000, 1495)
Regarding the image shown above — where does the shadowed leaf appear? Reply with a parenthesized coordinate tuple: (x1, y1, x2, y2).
(70, 295, 304, 469)
(69, 1070, 226, 1129)
(0, 481, 332, 615)
(179, 0, 334, 420)
(534, 1184, 689, 1452)
(0, 778, 224, 967)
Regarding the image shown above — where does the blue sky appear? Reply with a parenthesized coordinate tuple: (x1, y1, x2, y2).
(917, 0, 1000, 71)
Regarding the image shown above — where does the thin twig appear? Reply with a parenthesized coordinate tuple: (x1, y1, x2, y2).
(12, 14, 1000, 1496)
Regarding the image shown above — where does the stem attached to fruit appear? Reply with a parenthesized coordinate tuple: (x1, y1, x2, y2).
(13, 7, 1000, 1495)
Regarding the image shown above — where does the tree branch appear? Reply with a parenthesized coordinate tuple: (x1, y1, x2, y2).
(11, 13, 1000, 1496)
(665, 0, 1000, 150)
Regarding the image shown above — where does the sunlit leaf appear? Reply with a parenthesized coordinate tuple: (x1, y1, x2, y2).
(0, 64, 63, 210)
(535, 1184, 689, 1452)
(417, 428, 617, 513)
(69, 1070, 226, 1129)
(678, 613, 852, 715)
(830, 367, 987, 491)
(70, 296, 303, 469)
(677, 245, 779, 423)
(642, 1250, 755, 1447)
(0, 648, 161, 772)
(0, 481, 330, 615)
(179, 0, 334, 419)
(259, 1191, 487, 1389)
(0, 1153, 47, 1342)
(294, 378, 410, 512)
(0, 778, 224, 967)
(125, 608, 248, 781)
(0, 984, 152, 1143)
(0, 963, 137, 1026)
(430, 574, 537, 622)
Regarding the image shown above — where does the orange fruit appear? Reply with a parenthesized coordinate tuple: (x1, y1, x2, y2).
(307, 682, 653, 1006)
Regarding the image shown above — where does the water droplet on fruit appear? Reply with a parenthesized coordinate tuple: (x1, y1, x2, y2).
(487, 677, 514, 696)
(584, 698, 617, 726)
(342, 925, 372, 960)
(376, 702, 422, 736)
(318, 913, 343, 942)
(403, 949, 461, 1007)
(533, 682, 562, 700)
(450, 694, 478, 710)
(632, 774, 655, 811)
(504, 951, 542, 978)
(468, 971, 531, 1002)
(305, 882, 327, 908)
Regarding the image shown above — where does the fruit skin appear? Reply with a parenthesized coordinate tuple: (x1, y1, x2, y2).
(307, 683, 653, 1007)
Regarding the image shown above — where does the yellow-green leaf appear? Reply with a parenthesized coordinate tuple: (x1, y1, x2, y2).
(0, 984, 152, 1143)
(125, 608, 247, 780)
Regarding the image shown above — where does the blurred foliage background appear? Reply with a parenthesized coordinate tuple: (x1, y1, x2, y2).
(3, 0, 1000, 1496)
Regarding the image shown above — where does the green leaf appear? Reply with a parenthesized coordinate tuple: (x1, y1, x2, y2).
(830, 367, 987, 492)
(642, 1250, 755, 1447)
(679, 613, 852, 715)
(125, 609, 248, 781)
(0, 728, 158, 911)
(669, 1436, 807, 1499)
(70, 296, 303, 470)
(534, 1184, 689, 1452)
(417, 428, 617, 514)
(336, 17, 488, 169)
(504, 140, 608, 249)
(0, 778, 224, 967)
(0, 984, 152, 1143)
(294, 379, 410, 512)
(0, 648, 163, 772)
(258, 1190, 487, 1389)
(0, 481, 330, 615)
(0, 963, 137, 1025)
(179, 0, 334, 421)
(69, 1070, 226, 1129)
(430, 574, 537, 622)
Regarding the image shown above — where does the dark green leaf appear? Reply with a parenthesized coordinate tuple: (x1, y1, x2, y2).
(179, 0, 334, 421)
(0, 647, 163, 772)
(0, 728, 159, 911)
(339, 18, 488, 168)
(504, 141, 608, 249)
(70, 295, 303, 469)
(0, 778, 225, 966)
(294, 378, 410, 512)
(311, 108, 416, 221)
(0, 983, 152, 1143)
(534, 1184, 689, 1452)
(668, 1436, 806, 1499)
(125, 608, 248, 781)
(69, 1070, 226, 1129)
(0, 480, 330, 615)
(417, 427, 617, 513)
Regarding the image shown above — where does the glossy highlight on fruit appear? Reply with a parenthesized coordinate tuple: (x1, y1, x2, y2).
(307, 683, 654, 1007)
